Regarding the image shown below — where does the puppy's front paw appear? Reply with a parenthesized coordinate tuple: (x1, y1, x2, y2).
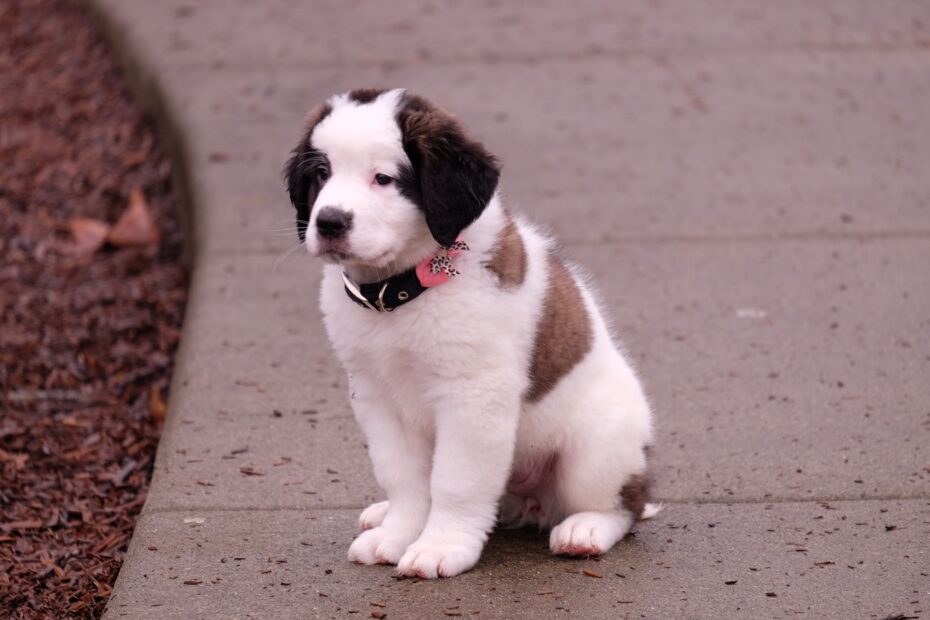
(549, 511, 633, 556)
(395, 535, 483, 578)
(358, 500, 390, 530)
(347, 526, 415, 566)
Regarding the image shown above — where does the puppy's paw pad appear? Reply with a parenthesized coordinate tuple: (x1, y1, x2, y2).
(396, 538, 482, 579)
(348, 527, 414, 566)
(358, 500, 390, 530)
(549, 512, 631, 556)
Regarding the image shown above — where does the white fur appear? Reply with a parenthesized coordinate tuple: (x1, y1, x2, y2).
(302, 91, 656, 578)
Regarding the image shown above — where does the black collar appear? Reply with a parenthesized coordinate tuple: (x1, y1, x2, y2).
(341, 268, 426, 312)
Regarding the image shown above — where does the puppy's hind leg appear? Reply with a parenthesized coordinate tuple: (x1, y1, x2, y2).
(548, 431, 652, 556)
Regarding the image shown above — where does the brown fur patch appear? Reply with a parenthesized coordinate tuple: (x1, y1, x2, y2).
(620, 473, 651, 519)
(395, 93, 500, 247)
(347, 88, 387, 104)
(524, 256, 593, 402)
(303, 102, 332, 132)
(485, 217, 527, 287)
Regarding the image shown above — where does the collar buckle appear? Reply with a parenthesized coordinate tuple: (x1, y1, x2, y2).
(341, 271, 379, 312)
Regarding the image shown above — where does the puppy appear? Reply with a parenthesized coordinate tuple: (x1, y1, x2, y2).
(283, 89, 657, 579)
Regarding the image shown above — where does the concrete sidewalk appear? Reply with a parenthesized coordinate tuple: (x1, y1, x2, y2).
(94, 1, 929, 618)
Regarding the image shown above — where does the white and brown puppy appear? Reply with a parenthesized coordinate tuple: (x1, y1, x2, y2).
(284, 88, 657, 579)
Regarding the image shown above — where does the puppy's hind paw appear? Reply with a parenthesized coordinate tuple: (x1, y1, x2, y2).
(549, 511, 633, 556)
(358, 500, 390, 530)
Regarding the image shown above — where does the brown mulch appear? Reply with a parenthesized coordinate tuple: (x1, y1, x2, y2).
(0, 1, 188, 617)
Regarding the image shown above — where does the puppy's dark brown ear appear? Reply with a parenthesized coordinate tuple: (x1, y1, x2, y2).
(283, 103, 332, 240)
(397, 95, 500, 247)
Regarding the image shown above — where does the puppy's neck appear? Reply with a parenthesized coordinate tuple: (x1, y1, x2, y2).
(343, 194, 507, 285)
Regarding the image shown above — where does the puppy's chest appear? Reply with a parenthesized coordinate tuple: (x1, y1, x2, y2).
(325, 296, 464, 377)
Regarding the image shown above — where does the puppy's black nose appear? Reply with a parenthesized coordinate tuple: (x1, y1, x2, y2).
(316, 207, 353, 239)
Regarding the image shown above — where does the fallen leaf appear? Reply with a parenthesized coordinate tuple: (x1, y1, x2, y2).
(582, 569, 603, 578)
(240, 467, 265, 476)
(149, 386, 167, 425)
(183, 579, 202, 585)
(108, 187, 160, 246)
(68, 217, 110, 256)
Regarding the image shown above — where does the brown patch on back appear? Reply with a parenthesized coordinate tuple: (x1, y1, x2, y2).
(485, 217, 527, 287)
(524, 256, 593, 402)
(620, 473, 651, 519)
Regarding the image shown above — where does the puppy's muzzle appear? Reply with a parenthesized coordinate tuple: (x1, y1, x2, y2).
(316, 206, 353, 239)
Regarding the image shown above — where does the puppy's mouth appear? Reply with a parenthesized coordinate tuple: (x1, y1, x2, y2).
(313, 241, 392, 266)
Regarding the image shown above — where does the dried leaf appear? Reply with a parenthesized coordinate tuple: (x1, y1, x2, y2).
(108, 187, 160, 246)
(68, 217, 110, 256)
(149, 385, 167, 425)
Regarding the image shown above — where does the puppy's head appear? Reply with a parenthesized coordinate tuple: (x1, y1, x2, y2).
(283, 89, 499, 270)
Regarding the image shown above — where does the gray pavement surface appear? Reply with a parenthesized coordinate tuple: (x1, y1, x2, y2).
(92, 1, 930, 618)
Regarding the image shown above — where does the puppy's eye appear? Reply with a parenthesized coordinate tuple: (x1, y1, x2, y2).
(318, 168, 330, 181)
(374, 173, 393, 186)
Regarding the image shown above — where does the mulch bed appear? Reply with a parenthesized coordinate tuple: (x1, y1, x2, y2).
(0, 1, 187, 617)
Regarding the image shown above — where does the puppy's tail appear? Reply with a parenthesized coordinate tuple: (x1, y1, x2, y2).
(640, 502, 663, 520)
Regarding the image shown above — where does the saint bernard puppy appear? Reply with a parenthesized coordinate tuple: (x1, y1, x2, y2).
(284, 88, 657, 579)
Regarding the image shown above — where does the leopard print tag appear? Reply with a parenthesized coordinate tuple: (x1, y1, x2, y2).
(428, 241, 469, 277)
